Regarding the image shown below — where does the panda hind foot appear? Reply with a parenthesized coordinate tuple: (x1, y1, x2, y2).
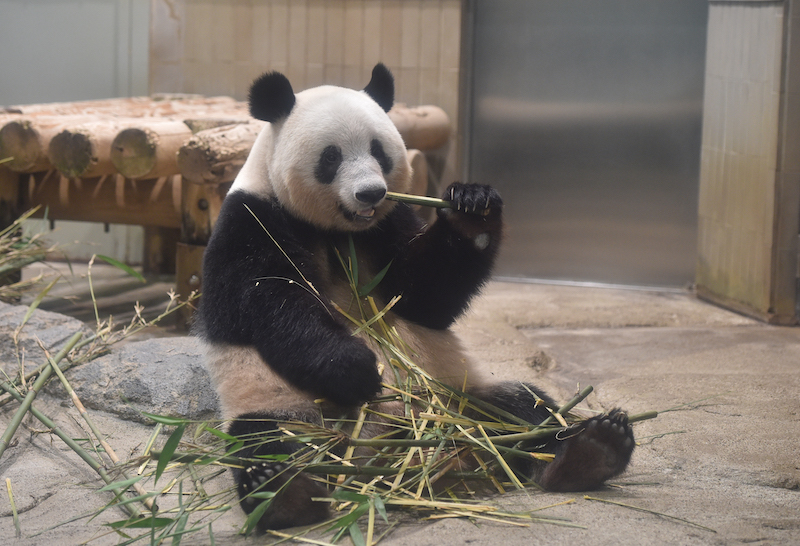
(238, 461, 330, 531)
(539, 409, 635, 492)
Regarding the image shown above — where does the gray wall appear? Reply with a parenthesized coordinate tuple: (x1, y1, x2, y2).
(0, 0, 150, 263)
(467, 0, 708, 287)
(0, 0, 149, 105)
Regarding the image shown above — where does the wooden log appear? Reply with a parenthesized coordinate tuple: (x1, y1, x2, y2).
(110, 120, 193, 179)
(48, 120, 135, 179)
(388, 104, 451, 151)
(0, 116, 86, 173)
(177, 121, 265, 184)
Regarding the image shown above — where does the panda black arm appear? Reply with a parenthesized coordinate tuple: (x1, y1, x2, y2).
(377, 183, 503, 330)
(198, 191, 382, 407)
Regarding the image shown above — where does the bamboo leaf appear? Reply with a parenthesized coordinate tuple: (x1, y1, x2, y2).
(329, 502, 370, 529)
(242, 497, 274, 535)
(95, 254, 146, 283)
(373, 495, 389, 524)
(172, 512, 189, 545)
(348, 234, 358, 287)
(201, 425, 239, 443)
(358, 260, 393, 298)
(107, 516, 174, 529)
(155, 424, 185, 485)
(348, 521, 366, 546)
(98, 476, 144, 492)
(141, 412, 188, 427)
(331, 490, 369, 503)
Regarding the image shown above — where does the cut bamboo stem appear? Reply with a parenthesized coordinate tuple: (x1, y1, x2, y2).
(0, 376, 141, 518)
(40, 338, 157, 511)
(385, 191, 451, 209)
(6, 478, 20, 538)
(0, 331, 83, 458)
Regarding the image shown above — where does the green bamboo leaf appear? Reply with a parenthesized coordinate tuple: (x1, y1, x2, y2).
(95, 254, 146, 283)
(331, 490, 369, 503)
(348, 234, 358, 286)
(329, 502, 370, 529)
(141, 412, 188, 427)
(372, 495, 389, 524)
(242, 496, 274, 535)
(98, 476, 144, 492)
(201, 425, 239, 443)
(358, 259, 392, 297)
(155, 424, 185, 485)
(348, 521, 366, 546)
(171, 512, 189, 546)
(107, 516, 174, 529)
(253, 453, 290, 461)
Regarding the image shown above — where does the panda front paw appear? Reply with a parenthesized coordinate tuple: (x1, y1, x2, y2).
(438, 183, 503, 250)
(318, 340, 382, 407)
(237, 461, 330, 531)
(442, 182, 503, 217)
(539, 409, 635, 492)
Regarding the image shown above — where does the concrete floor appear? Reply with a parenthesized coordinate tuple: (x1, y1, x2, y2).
(1, 278, 798, 545)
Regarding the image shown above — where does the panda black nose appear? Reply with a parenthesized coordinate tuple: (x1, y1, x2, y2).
(356, 187, 386, 205)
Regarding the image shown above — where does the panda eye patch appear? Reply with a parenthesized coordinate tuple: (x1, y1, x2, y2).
(370, 139, 393, 175)
(315, 145, 343, 185)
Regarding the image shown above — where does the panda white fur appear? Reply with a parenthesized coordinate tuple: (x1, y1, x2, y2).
(197, 64, 635, 531)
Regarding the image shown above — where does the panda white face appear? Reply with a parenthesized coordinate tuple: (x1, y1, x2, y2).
(271, 86, 410, 231)
(234, 66, 412, 232)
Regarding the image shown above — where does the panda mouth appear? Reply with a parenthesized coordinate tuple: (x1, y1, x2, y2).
(356, 208, 376, 220)
(342, 205, 377, 223)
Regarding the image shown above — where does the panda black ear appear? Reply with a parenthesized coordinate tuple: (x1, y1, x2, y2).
(363, 63, 394, 112)
(248, 71, 296, 122)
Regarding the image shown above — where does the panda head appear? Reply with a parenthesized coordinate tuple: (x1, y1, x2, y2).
(236, 63, 412, 232)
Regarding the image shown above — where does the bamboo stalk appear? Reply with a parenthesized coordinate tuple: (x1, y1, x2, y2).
(39, 338, 157, 511)
(385, 192, 451, 209)
(6, 478, 20, 538)
(0, 376, 142, 518)
(584, 496, 717, 533)
(0, 331, 83, 458)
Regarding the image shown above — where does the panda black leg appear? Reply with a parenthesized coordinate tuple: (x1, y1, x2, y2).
(468, 382, 634, 491)
(228, 413, 330, 531)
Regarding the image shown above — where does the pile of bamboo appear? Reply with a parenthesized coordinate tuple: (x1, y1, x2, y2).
(0, 95, 450, 324)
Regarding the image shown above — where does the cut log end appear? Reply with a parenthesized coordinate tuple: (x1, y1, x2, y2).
(48, 129, 95, 179)
(0, 120, 46, 172)
(111, 128, 157, 179)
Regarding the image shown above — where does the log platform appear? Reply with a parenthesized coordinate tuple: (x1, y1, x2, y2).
(1, 96, 451, 327)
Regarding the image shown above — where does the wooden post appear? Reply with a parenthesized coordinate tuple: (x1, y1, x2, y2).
(0, 167, 21, 229)
(143, 226, 180, 274)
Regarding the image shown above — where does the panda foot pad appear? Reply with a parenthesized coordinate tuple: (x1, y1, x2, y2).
(240, 461, 288, 506)
(541, 409, 635, 492)
(574, 409, 635, 457)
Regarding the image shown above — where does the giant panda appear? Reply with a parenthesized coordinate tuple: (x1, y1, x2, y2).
(196, 63, 635, 531)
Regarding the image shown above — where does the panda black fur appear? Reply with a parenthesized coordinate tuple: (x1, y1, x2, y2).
(197, 64, 635, 531)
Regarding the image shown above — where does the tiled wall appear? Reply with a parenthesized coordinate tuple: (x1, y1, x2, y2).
(697, 1, 800, 323)
(150, 0, 463, 184)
